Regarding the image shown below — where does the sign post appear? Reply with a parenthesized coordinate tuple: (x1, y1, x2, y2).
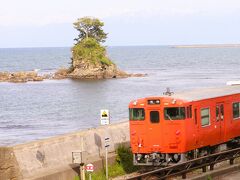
(86, 163, 94, 180)
(100, 110, 110, 179)
(80, 163, 85, 180)
(72, 151, 85, 180)
(105, 137, 110, 180)
(100, 109, 110, 125)
(72, 137, 85, 180)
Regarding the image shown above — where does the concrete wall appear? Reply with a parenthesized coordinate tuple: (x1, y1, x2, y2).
(0, 121, 130, 180)
(0, 147, 23, 180)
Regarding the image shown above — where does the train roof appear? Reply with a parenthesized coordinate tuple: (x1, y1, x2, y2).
(170, 85, 240, 101)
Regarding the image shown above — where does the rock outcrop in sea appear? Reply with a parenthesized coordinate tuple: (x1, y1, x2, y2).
(67, 60, 129, 79)
(0, 71, 45, 83)
(0, 67, 146, 83)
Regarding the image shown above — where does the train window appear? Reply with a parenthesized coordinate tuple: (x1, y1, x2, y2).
(201, 108, 210, 126)
(129, 108, 145, 121)
(216, 106, 219, 121)
(150, 111, 159, 123)
(164, 107, 185, 120)
(220, 104, 224, 116)
(233, 102, 240, 119)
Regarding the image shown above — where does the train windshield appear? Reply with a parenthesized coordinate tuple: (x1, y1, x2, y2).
(164, 107, 186, 120)
(129, 108, 145, 121)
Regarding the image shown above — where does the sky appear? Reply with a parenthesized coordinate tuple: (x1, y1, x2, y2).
(0, 0, 240, 48)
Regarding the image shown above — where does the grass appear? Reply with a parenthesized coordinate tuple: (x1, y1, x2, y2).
(86, 162, 125, 180)
(74, 162, 125, 180)
(74, 145, 139, 180)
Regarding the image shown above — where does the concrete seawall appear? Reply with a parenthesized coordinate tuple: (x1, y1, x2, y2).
(0, 121, 130, 180)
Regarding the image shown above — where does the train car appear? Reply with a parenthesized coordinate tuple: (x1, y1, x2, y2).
(129, 86, 240, 165)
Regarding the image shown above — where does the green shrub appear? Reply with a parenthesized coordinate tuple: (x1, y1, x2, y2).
(116, 145, 139, 173)
(108, 162, 125, 177)
(73, 176, 80, 180)
(72, 38, 113, 67)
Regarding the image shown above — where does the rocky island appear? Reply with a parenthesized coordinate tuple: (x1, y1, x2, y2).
(0, 17, 145, 83)
(67, 17, 142, 79)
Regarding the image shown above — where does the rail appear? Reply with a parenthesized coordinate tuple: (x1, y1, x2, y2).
(127, 147, 240, 180)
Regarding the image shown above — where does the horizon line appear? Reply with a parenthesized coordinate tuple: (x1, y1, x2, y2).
(1, 43, 240, 49)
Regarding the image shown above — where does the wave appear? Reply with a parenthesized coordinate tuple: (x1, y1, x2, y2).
(0, 125, 33, 129)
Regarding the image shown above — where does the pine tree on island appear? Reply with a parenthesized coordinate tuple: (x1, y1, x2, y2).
(68, 17, 128, 79)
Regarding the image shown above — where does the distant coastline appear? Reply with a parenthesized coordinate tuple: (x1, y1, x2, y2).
(172, 44, 240, 48)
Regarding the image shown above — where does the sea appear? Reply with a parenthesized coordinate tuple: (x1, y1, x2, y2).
(0, 46, 240, 146)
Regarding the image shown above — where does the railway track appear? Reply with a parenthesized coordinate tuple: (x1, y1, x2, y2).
(127, 147, 240, 180)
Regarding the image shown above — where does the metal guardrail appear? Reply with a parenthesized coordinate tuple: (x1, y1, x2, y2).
(127, 147, 240, 180)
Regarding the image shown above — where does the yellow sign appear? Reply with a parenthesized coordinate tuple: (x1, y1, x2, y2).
(100, 109, 110, 125)
(101, 111, 108, 117)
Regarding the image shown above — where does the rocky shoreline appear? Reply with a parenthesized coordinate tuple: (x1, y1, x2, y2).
(0, 69, 68, 83)
(0, 68, 146, 83)
(0, 71, 46, 83)
(67, 63, 146, 79)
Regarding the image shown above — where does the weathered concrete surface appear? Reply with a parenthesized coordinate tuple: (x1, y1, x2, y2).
(0, 147, 23, 180)
(0, 121, 129, 180)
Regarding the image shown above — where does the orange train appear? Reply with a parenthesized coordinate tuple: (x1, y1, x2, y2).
(129, 86, 240, 165)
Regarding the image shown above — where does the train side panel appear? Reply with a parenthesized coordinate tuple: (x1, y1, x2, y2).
(193, 94, 240, 149)
(225, 94, 240, 141)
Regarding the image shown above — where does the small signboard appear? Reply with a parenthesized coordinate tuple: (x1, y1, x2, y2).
(72, 151, 82, 164)
(100, 109, 110, 125)
(86, 163, 94, 172)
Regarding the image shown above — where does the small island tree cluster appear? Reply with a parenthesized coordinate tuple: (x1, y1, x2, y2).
(73, 17, 107, 43)
(72, 17, 112, 67)
(68, 17, 128, 79)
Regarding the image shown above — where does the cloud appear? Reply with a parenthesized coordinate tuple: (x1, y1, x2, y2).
(1, 0, 240, 26)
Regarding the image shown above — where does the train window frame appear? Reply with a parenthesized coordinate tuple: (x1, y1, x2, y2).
(150, 111, 160, 123)
(201, 107, 211, 127)
(164, 107, 186, 120)
(187, 105, 192, 118)
(194, 109, 198, 124)
(232, 102, 240, 120)
(129, 108, 145, 121)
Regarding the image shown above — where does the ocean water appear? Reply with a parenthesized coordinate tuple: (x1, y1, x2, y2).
(0, 46, 240, 146)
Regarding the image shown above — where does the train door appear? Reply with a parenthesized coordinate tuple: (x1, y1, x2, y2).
(216, 103, 224, 143)
(194, 108, 199, 147)
(147, 109, 162, 150)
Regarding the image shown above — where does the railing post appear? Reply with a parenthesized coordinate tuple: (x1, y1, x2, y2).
(210, 164, 214, 171)
(182, 173, 187, 179)
(202, 166, 207, 173)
